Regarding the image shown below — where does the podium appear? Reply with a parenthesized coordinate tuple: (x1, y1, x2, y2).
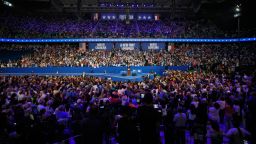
(127, 66, 131, 76)
(120, 68, 140, 76)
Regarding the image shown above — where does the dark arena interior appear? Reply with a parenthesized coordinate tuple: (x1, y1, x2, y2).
(0, 0, 256, 144)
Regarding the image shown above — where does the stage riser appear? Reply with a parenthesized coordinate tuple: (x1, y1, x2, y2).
(0, 66, 188, 75)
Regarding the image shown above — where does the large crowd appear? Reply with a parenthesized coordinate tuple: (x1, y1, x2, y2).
(0, 70, 255, 144)
(0, 14, 231, 38)
(1, 42, 255, 144)
(0, 44, 173, 67)
(1, 9, 256, 144)
(0, 43, 255, 73)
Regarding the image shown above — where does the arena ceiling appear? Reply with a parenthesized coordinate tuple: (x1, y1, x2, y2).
(2, 0, 194, 13)
(2, 0, 237, 14)
(1, 0, 255, 30)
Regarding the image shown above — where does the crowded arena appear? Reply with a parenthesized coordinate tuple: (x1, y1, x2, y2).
(0, 0, 256, 144)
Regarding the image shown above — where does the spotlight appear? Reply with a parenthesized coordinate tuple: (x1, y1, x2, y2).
(235, 5, 241, 12)
(3, 0, 13, 7)
(235, 7, 240, 12)
(234, 13, 241, 18)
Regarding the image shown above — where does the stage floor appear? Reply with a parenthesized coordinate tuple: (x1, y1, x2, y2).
(0, 72, 153, 82)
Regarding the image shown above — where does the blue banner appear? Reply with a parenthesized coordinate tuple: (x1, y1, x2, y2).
(115, 43, 139, 50)
(141, 43, 165, 50)
(88, 43, 113, 50)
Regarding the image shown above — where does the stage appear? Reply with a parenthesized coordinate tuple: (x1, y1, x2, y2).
(0, 72, 154, 82)
(0, 66, 188, 81)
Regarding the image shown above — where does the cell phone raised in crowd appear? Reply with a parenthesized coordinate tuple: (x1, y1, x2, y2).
(141, 93, 145, 98)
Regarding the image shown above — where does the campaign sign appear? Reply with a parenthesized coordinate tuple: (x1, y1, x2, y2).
(88, 43, 113, 50)
(141, 43, 165, 50)
(116, 43, 139, 50)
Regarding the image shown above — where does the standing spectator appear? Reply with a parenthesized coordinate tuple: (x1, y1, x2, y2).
(216, 97, 226, 123)
(80, 105, 103, 144)
(194, 98, 208, 143)
(225, 101, 234, 130)
(137, 93, 161, 144)
(226, 120, 251, 144)
(117, 106, 139, 144)
(173, 108, 187, 144)
(208, 102, 220, 123)
(207, 121, 223, 144)
(233, 100, 241, 124)
(186, 104, 196, 134)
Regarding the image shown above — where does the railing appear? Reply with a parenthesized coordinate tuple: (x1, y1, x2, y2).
(0, 37, 256, 43)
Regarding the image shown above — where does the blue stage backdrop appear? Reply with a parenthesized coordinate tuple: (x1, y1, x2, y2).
(89, 42, 165, 50)
(0, 66, 189, 75)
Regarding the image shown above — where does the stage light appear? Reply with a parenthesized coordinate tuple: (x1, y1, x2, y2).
(235, 7, 240, 12)
(235, 5, 241, 12)
(234, 13, 241, 18)
(3, 0, 13, 7)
